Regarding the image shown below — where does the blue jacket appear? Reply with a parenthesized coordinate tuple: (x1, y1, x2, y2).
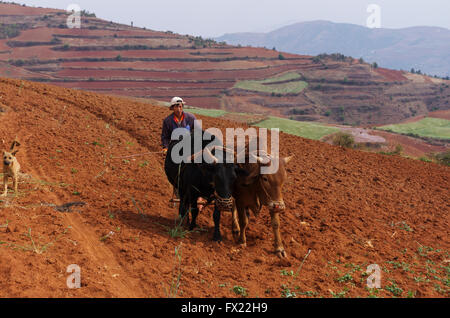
(161, 112, 197, 149)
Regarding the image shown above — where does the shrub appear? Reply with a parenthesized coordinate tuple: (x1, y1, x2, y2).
(80, 10, 96, 17)
(332, 132, 355, 148)
(419, 156, 432, 163)
(11, 59, 25, 66)
(278, 53, 285, 60)
(392, 144, 403, 155)
(0, 23, 21, 39)
(379, 144, 403, 156)
(434, 151, 450, 166)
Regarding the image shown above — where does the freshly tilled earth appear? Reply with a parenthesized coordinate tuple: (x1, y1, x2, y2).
(0, 78, 448, 298)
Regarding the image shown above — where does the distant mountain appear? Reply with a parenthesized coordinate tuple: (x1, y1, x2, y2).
(216, 20, 450, 77)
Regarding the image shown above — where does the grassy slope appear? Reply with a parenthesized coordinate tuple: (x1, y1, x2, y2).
(233, 72, 308, 94)
(254, 116, 339, 140)
(184, 107, 228, 118)
(378, 117, 450, 140)
(183, 106, 339, 140)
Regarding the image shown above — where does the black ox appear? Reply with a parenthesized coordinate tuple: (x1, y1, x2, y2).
(164, 130, 247, 241)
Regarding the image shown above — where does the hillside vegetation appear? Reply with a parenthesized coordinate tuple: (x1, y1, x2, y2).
(0, 3, 449, 127)
(254, 116, 339, 140)
(379, 117, 450, 140)
(233, 72, 308, 95)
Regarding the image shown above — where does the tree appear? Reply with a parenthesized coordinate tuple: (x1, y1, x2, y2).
(332, 132, 354, 148)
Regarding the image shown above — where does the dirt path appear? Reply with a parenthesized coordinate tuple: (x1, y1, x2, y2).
(7, 116, 145, 297)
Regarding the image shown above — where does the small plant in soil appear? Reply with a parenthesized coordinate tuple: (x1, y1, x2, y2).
(330, 287, 348, 298)
(281, 284, 296, 298)
(232, 285, 248, 297)
(7, 227, 69, 254)
(165, 244, 183, 298)
(385, 280, 403, 297)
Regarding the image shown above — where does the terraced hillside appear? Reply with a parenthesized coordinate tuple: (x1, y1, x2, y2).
(1, 2, 450, 126)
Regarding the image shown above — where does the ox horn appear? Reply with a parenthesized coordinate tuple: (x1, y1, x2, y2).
(249, 150, 271, 165)
(283, 156, 293, 165)
(190, 146, 219, 164)
(208, 145, 236, 162)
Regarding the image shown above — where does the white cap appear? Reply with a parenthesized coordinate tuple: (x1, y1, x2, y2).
(170, 97, 185, 107)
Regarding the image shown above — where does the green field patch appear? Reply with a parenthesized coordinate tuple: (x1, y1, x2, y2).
(184, 107, 228, 118)
(255, 116, 340, 140)
(233, 72, 308, 95)
(378, 117, 450, 140)
(184, 105, 339, 140)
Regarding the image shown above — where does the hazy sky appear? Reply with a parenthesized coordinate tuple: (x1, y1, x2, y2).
(13, 0, 450, 37)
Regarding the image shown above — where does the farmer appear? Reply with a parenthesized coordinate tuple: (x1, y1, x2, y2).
(161, 97, 197, 154)
(161, 97, 206, 210)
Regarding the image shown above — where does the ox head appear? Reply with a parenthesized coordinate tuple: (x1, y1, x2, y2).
(239, 150, 293, 212)
(192, 145, 248, 211)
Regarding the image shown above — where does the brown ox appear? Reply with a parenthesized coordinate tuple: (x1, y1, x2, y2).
(232, 151, 292, 258)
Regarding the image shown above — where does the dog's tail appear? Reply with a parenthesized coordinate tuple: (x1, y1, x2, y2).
(10, 138, 20, 153)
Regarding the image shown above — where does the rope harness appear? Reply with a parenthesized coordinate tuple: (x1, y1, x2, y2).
(214, 192, 234, 211)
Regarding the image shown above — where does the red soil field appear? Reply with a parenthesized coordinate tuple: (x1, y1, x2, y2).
(0, 78, 448, 298)
(1, 45, 311, 63)
(371, 130, 447, 158)
(61, 60, 301, 71)
(55, 28, 183, 38)
(55, 64, 314, 81)
(0, 61, 53, 80)
(177, 96, 222, 109)
(61, 37, 191, 48)
(373, 68, 408, 82)
(0, 3, 60, 15)
(429, 110, 450, 121)
(53, 81, 232, 90)
(55, 65, 310, 81)
(0, 42, 10, 51)
(10, 28, 181, 44)
(87, 89, 224, 101)
(22, 27, 180, 40)
(11, 28, 59, 42)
